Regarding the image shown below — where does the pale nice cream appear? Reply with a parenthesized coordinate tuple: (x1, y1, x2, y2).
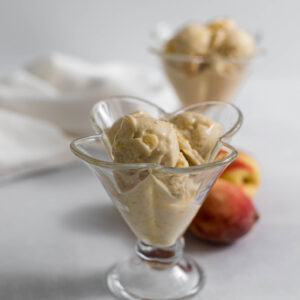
(105, 111, 222, 247)
(163, 18, 256, 104)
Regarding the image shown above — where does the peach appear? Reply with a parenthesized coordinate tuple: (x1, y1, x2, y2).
(190, 179, 258, 243)
(220, 150, 260, 198)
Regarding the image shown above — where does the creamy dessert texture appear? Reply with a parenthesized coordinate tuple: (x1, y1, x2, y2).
(105, 111, 222, 247)
(162, 18, 256, 104)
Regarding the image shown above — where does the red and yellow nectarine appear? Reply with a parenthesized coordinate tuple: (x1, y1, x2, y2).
(220, 150, 260, 198)
(190, 179, 258, 243)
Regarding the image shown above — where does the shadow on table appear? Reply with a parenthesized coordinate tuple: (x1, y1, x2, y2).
(185, 231, 232, 255)
(0, 271, 112, 300)
(62, 202, 135, 243)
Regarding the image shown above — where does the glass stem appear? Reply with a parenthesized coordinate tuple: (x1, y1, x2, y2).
(135, 238, 185, 269)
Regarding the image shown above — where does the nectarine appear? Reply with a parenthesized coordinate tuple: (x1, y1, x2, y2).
(190, 179, 258, 243)
(220, 150, 260, 198)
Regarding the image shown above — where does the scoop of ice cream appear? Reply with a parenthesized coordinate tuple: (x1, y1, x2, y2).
(207, 19, 255, 58)
(208, 18, 237, 50)
(165, 24, 211, 56)
(164, 18, 255, 59)
(107, 111, 191, 200)
(170, 111, 223, 161)
(218, 28, 255, 58)
(107, 111, 180, 167)
(106, 111, 149, 146)
(107, 110, 222, 166)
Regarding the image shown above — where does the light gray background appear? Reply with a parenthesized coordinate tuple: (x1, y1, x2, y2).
(0, 0, 299, 80)
(1, 1, 300, 300)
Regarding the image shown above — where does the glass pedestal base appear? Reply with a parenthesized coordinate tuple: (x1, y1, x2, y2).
(107, 239, 205, 300)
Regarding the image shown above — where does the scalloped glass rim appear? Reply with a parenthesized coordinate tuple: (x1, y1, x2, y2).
(150, 47, 262, 64)
(70, 96, 243, 174)
(70, 134, 237, 173)
(149, 22, 264, 64)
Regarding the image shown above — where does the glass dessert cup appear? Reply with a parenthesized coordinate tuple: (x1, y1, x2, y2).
(152, 49, 253, 106)
(70, 96, 243, 300)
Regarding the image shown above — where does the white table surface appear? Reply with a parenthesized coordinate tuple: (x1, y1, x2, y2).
(1, 78, 300, 300)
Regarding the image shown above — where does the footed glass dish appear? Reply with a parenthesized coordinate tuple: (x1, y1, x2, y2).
(70, 96, 243, 299)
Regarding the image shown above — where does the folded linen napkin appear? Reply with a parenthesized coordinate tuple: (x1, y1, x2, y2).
(0, 109, 72, 181)
(0, 53, 178, 181)
(0, 53, 178, 136)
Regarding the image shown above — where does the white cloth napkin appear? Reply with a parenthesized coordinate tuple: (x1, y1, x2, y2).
(0, 53, 178, 181)
(0, 109, 72, 181)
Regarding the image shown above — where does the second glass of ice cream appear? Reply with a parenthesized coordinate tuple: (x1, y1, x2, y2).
(153, 18, 258, 105)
